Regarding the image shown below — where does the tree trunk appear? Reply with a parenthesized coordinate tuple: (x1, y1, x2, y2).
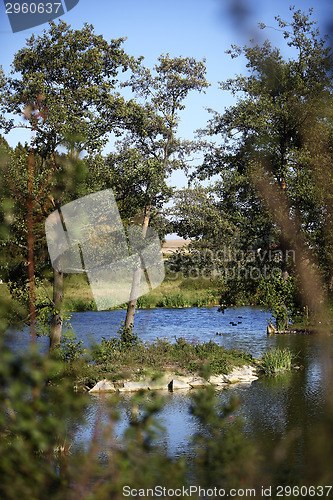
(27, 148, 36, 343)
(49, 268, 63, 350)
(124, 207, 150, 330)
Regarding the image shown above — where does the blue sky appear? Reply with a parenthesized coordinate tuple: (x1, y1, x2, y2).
(1, 0, 333, 188)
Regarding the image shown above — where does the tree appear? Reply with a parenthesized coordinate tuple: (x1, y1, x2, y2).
(0, 20, 137, 348)
(197, 7, 333, 323)
(118, 54, 209, 329)
(0, 127, 89, 342)
(1, 20, 135, 155)
(171, 184, 236, 243)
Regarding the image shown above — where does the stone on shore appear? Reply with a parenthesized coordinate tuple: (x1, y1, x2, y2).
(189, 378, 210, 388)
(119, 381, 150, 392)
(89, 379, 116, 393)
(209, 375, 226, 386)
(88, 365, 258, 394)
(168, 379, 191, 391)
(222, 365, 258, 384)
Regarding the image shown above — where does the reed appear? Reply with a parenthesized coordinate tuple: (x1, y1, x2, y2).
(260, 347, 294, 374)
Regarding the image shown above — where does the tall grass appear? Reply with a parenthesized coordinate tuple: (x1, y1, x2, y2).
(260, 347, 294, 374)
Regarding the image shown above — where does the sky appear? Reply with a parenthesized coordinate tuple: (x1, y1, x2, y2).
(1, 0, 333, 190)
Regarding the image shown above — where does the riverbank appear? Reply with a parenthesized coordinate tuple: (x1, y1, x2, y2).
(60, 330, 298, 393)
(88, 364, 259, 393)
(63, 333, 255, 390)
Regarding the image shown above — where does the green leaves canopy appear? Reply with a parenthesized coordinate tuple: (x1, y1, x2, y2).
(2, 20, 136, 156)
(198, 8, 333, 258)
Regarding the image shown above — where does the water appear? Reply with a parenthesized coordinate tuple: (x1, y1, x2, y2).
(6, 306, 333, 461)
(69, 306, 272, 357)
(5, 305, 273, 356)
(58, 306, 333, 461)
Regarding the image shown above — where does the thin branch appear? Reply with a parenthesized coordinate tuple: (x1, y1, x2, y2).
(40, 282, 55, 307)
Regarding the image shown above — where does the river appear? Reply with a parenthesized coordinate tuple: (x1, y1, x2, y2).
(31, 305, 330, 466)
(6, 306, 333, 468)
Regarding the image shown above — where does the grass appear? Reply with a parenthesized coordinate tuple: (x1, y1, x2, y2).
(34, 272, 220, 312)
(259, 347, 294, 374)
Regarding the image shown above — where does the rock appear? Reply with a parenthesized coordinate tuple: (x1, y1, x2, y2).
(209, 375, 226, 386)
(148, 376, 171, 390)
(150, 375, 208, 390)
(189, 378, 210, 388)
(88, 366, 258, 394)
(222, 365, 258, 384)
(89, 379, 116, 393)
(168, 379, 191, 391)
(148, 382, 169, 390)
(119, 381, 149, 392)
(147, 373, 173, 390)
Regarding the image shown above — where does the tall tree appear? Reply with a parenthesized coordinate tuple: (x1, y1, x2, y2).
(2, 20, 135, 155)
(118, 54, 209, 329)
(197, 7, 333, 322)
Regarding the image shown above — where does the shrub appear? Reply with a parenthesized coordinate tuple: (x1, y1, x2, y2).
(162, 293, 189, 308)
(118, 322, 140, 350)
(59, 332, 86, 363)
(136, 295, 157, 308)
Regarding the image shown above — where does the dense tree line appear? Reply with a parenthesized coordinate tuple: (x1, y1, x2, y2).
(1, 7, 333, 341)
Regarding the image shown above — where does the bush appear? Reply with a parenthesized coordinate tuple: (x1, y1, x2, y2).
(0, 340, 87, 499)
(162, 293, 189, 308)
(118, 322, 140, 349)
(59, 333, 86, 363)
(136, 294, 157, 308)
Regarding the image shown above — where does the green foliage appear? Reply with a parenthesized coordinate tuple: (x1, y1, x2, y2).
(59, 332, 86, 363)
(89, 335, 254, 381)
(3, 20, 135, 156)
(0, 20, 140, 345)
(257, 274, 302, 329)
(1, 10, 333, 498)
(63, 297, 97, 312)
(1, 336, 332, 498)
(136, 294, 158, 309)
(191, 7, 333, 317)
(259, 347, 294, 374)
(171, 184, 236, 244)
(101, 147, 174, 220)
(162, 292, 190, 308)
(118, 321, 140, 349)
(0, 340, 87, 499)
